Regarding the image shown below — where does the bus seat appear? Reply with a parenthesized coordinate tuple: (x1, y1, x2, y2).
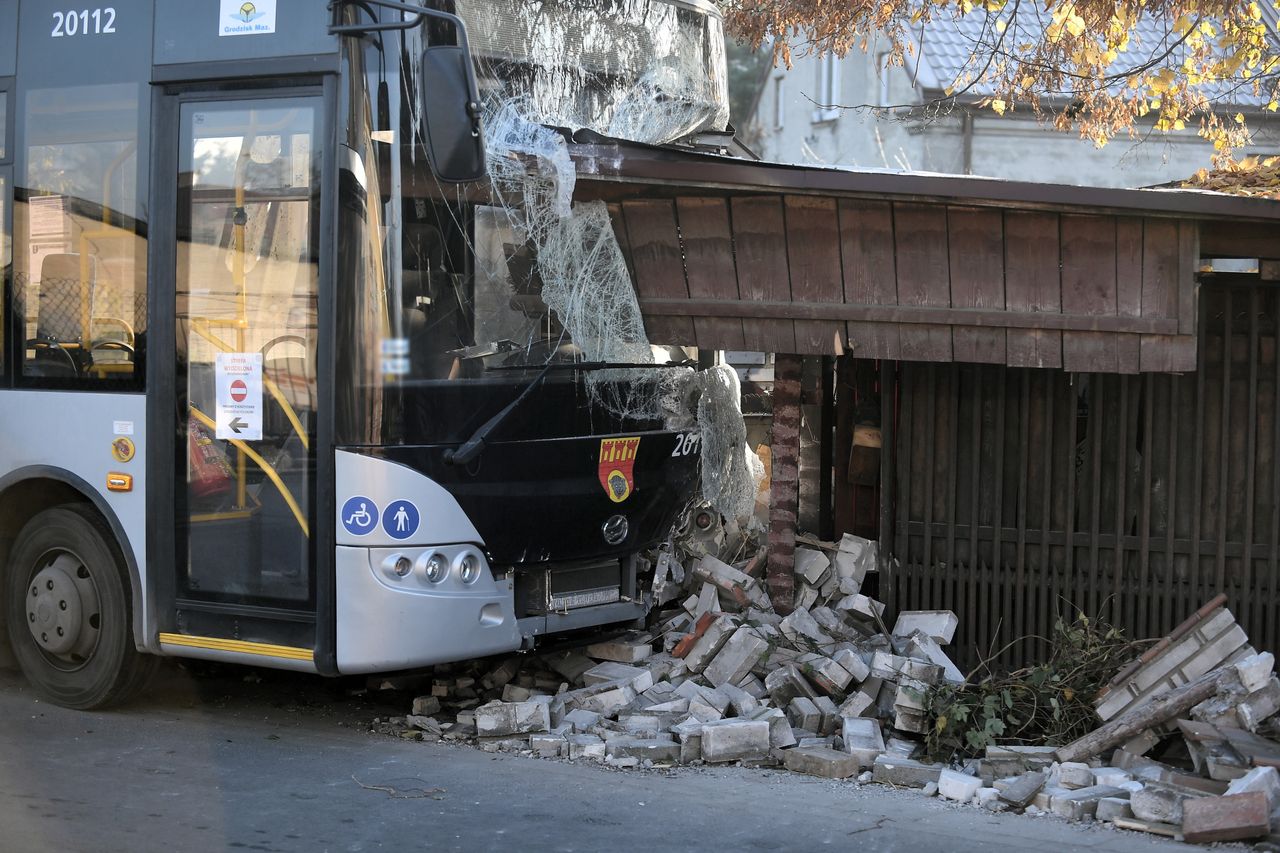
(36, 252, 96, 345)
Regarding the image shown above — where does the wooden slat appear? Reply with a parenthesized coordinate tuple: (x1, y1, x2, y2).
(622, 199, 694, 345)
(676, 197, 745, 351)
(1061, 214, 1120, 372)
(1199, 220, 1280, 258)
(784, 195, 845, 355)
(948, 206, 1006, 364)
(838, 199, 900, 360)
(893, 203, 953, 362)
(1140, 218, 1188, 373)
(1115, 217, 1143, 373)
(1004, 211, 1062, 368)
(638, 297, 1178, 333)
(729, 195, 797, 353)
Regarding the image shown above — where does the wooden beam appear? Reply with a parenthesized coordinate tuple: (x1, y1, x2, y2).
(637, 297, 1182, 334)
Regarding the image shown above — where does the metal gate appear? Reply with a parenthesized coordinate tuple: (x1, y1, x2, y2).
(881, 275, 1280, 672)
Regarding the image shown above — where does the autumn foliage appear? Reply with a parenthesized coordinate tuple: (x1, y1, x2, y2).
(724, 0, 1280, 159)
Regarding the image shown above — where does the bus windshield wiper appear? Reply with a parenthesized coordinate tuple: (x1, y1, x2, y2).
(445, 358, 695, 467)
(443, 359, 556, 467)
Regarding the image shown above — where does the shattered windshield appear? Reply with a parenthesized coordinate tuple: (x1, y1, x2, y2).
(344, 0, 730, 385)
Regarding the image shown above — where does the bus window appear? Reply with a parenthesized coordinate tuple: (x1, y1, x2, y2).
(0, 89, 7, 161)
(15, 83, 145, 383)
(2, 167, 9, 373)
(176, 98, 320, 605)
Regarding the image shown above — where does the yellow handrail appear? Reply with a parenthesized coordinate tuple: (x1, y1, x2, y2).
(188, 405, 310, 538)
(188, 317, 311, 452)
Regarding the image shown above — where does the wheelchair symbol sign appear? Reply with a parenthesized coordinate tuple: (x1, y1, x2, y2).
(341, 496, 379, 537)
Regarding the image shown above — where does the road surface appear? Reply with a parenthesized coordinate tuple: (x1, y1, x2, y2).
(0, 663, 1211, 853)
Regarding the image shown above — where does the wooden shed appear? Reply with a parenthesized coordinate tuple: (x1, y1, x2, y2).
(573, 140, 1280, 667)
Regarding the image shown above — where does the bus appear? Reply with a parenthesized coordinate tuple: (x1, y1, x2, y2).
(0, 0, 721, 708)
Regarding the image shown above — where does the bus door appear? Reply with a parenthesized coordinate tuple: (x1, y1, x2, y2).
(159, 89, 323, 662)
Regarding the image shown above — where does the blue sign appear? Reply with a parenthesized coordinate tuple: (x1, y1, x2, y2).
(341, 496, 379, 537)
(382, 499, 421, 540)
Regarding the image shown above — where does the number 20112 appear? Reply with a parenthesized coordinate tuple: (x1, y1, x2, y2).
(52, 8, 117, 37)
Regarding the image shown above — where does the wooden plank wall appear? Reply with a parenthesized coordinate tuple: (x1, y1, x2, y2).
(609, 195, 1200, 373)
(886, 278, 1280, 669)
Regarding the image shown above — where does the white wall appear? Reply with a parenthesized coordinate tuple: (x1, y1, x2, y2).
(750, 48, 1280, 188)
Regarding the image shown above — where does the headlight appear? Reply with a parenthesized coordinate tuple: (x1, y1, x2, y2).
(458, 552, 482, 585)
(393, 556, 413, 577)
(420, 552, 449, 584)
(381, 553, 414, 580)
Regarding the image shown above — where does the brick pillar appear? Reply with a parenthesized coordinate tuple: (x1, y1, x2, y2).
(767, 354, 802, 615)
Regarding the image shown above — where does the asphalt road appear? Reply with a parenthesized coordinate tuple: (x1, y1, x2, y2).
(0, 663, 1213, 853)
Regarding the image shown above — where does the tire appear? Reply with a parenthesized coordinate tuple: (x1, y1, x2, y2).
(4, 504, 155, 709)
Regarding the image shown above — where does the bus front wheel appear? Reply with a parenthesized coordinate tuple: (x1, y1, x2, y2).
(4, 505, 154, 709)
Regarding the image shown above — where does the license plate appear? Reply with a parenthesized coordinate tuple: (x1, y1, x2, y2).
(550, 586, 621, 610)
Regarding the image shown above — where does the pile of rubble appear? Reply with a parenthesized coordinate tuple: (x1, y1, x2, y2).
(388, 535, 963, 774)
(386, 540, 1280, 846)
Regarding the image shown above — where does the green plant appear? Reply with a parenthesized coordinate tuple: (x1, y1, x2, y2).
(922, 611, 1143, 762)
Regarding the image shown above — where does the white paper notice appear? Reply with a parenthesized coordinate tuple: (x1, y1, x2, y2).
(215, 353, 263, 441)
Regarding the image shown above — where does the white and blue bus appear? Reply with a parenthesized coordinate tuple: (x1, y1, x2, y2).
(0, 0, 717, 707)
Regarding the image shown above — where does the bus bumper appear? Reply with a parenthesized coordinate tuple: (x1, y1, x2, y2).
(335, 545, 522, 674)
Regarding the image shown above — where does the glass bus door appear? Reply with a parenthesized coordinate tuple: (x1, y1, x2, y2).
(168, 92, 322, 647)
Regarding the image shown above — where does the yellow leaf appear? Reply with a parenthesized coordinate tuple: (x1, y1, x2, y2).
(996, 18, 1007, 32)
(991, 98, 1007, 115)
(1237, 112, 1246, 123)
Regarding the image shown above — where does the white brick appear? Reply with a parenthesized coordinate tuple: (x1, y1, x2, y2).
(938, 770, 983, 802)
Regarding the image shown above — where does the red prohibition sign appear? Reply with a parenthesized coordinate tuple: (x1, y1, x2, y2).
(230, 379, 248, 403)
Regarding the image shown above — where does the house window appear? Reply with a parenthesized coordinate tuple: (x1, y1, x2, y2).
(773, 75, 786, 130)
(813, 54, 840, 123)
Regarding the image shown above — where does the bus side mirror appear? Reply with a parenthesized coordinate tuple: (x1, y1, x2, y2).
(419, 45, 486, 183)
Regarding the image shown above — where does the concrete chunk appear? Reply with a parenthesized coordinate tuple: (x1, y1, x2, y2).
(832, 648, 870, 684)
(1238, 676, 1280, 730)
(1225, 765, 1280, 809)
(1131, 783, 1205, 824)
(785, 747, 860, 779)
(703, 626, 770, 688)
(936, 768, 983, 799)
(997, 771, 1046, 808)
(836, 594, 885, 624)
(700, 720, 771, 763)
(1096, 797, 1134, 823)
(745, 707, 796, 749)
(475, 699, 550, 737)
(892, 611, 958, 645)
(938, 770, 983, 803)
(1234, 651, 1275, 693)
(901, 631, 964, 685)
(812, 695, 839, 736)
(765, 665, 818, 707)
(566, 733, 605, 761)
(780, 607, 835, 647)
(1049, 785, 1126, 821)
(1181, 792, 1270, 843)
(802, 655, 854, 695)
(562, 708, 602, 733)
(682, 614, 741, 673)
(794, 547, 832, 586)
(1058, 762, 1095, 790)
(872, 755, 943, 788)
(586, 631, 654, 663)
(582, 661, 654, 692)
(788, 696, 821, 732)
(530, 733, 565, 757)
(605, 738, 681, 762)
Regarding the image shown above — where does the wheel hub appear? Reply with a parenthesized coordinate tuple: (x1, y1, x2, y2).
(26, 554, 99, 661)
